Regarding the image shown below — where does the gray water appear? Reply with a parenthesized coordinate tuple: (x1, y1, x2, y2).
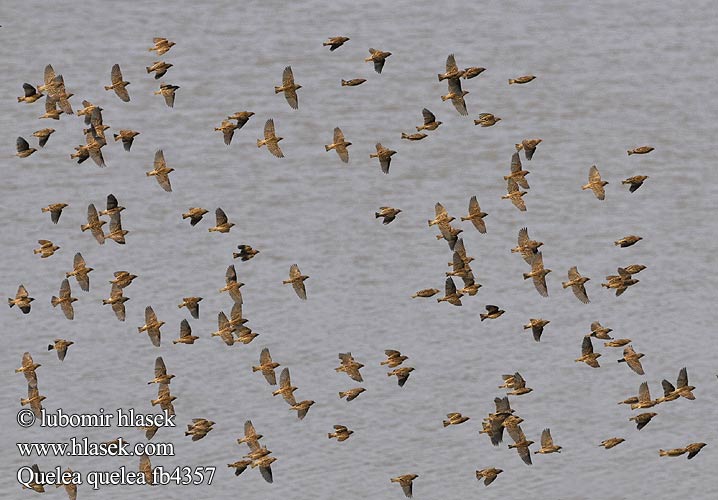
(1, 0, 717, 498)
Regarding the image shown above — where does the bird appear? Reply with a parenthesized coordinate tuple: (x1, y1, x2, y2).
(631, 381, 658, 410)
(237, 420, 263, 448)
(502, 178, 527, 211)
(51, 279, 77, 320)
(215, 120, 239, 145)
(388, 366, 414, 387)
(185, 419, 215, 441)
(614, 235, 642, 247)
(227, 460, 252, 477)
(534, 428, 562, 454)
(365, 48, 391, 73)
(274, 66, 301, 109)
(381, 350, 408, 368)
(208, 208, 235, 233)
(104, 64, 130, 101)
(622, 175, 649, 192)
(272, 367, 298, 405)
(474, 113, 501, 127)
(480, 305, 505, 321)
(428, 202, 454, 227)
(582, 165, 608, 200)
(516, 138, 542, 160)
(289, 399, 315, 420)
(182, 207, 209, 226)
(623, 264, 647, 275)
(505, 372, 533, 395)
(220, 265, 244, 304)
(178, 297, 202, 319)
(18, 83, 43, 103)
(629, 412, 657, 430)
(441, 76, 469, 116)
(523, 252, 551, 297)
(102, 284, 129, 321)
(562, 266, 590, 303)
(336, 352, 364, 382)
(148, 356, 174, 385)
(109, 270, 137, 289)
(99, 194, 125, 217)
(505, 151, 530, 188)
(476, 468, 503, 486)
(41, 203, 68, 224)
(658, 447, 687, 457)
(253, 348, 280, 385)
(684, 443, 708, 459)
(370, 143, 396, 174)
(463, 66, 486, 79)
(147, 150, 174, 192)
(138, 306, 164, 347)
(257, 119, 284, 158)
(15, 352, 41, 388)
(32, 128, 55, 147)
(113, 129, 140, 151)
(376, 207, 402, 224)
(509, 75, 536, 84)
(105, 213, 128, 244)
(328, 425, 353, 441)
(401, 132, 427, 141)
(460, 195, 488, 233)
(227, 111, 255, 128)
(437, 277, 463, 306)
(617, 345, 645, 375)
(149, 37, 175, 55)
(8, 284, 34, 314)
(339, 387, 366, 401)
(443, 412, 470, 427)
(506, 422, 534, 465)
(412, 288, 440, 298)
(325, 127, 351, 163)
(80, 204, 106, 244)
(173, 319, 199, 345)
(146, 61, 173, 79)
(390, 474, 418, 498)
(40, 97, 63, 120)
(48, 339, 74, 361)
(589, 321, 613, 339)
(138, 454, 153, 484)
(34, 239, 60, 258)
(324, 36, 350, 51)
(627, 146, 654, 155)
(605, 338, 632, 348)
(16, 137, 36, 158)
(155, 83, 179, 107)
(20, 464, 46, 493)
(341, 78, 366, 86)
(416, 108, 441, 131)
(512, 227, 543, 263)
(151, 383, 176, 415)
(211, 312, 235, 347)
(659, 367, 696, 402)
(600, 438, 625, 449)
(233, 244, 259, 261)
(283, 264, 309, 300)
(438, 54, 465, 81)
(575, 336, 601, 368)
(523, 318, 550, 342)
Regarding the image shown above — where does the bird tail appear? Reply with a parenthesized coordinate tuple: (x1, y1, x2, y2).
(375, 212, 381, 218)
(401, 133, 409, 139)
(561, 281, 570, 289)
(627, 150, 633, 155)
(251, 366, 260, 372)
(137, 327, 143, 333)
(508, 79, 515, 84)
(340, 80, 348, 86)
(256, 139, 263, 148)
(232, 253, 240, 259)
(146, 66, 152, 73)
(440, 95, 448, 101)
(442, 420, 450, 427)
(522, 273, 531, 280)
(659, 449, 667, 456)
(104, 85, 113, 91)
(51, 296, 59, 307)
(480, 313, 487, 321)
(338, 391, 346, 398)
(8, 298, 14, 308)
(48, 344, 54, 351)
(274, 86, 282, 94)
(617, 359, 625, 363)
(437, 74, 445, 81)
(324, 145, 331, 151)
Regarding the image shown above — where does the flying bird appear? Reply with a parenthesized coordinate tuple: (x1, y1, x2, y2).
(147, 150, 173, 192)
(324, 36, 350, 51)
(274, 66, 301, 109)
(370, 143, 396, 174)
(365, 48, 391, 73)
(325, 127, 351, 163)
(582, 165, 608, 200)
(105, 64, 130, 101)
(257, 119, 284, 158)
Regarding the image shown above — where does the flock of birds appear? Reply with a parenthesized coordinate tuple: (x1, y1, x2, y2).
(10, 34, 710, 498)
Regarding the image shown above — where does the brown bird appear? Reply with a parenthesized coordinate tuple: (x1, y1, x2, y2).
(113, 129, 140, 151)
(630, 412, 657, 430)
(589, 321, 613, 340)
(474, 113, 501, 127)
(208, 207, 234, 233)
(18, 83, 43, 103)
(365, 48, 391, 73)
(617, 345, 645, 375)
(220, 265, 244, 304)
(600, 438, 625, 449)
(391, 474, 418, 498)
(438, 54, 465, 81)
(272, 367, 298, 405)
(51, 279, 77, 320)
(328, 425, 353, 441)
(505, 151, 530, 188)
(110, 270, 137, 289)
(21, 387, 46, 418)
(523, 252, 551, 297)
(502, 178, 527, 211)
(138, 306, 164, 347)
(227, 460, 252, 477)
(460, 195, 488, 233)
(341, 78, 366, 86)
(476, 468, 502, 486)
(151, 383, 176, 415)
(339, 387, 366, 401)
(516, 138, 542, 160)
(381, 349, 408, 368)
(237, 420, 263, 448)
(105, 213, 128, 244)
(615, 235, 642, 248)
(388, 366, 414, 387)
(660, 367, 696, 402)
(155, 83, 179, 107)
(251, 455, 277, 483)
(32, 128, 55, 147)
(149, 37, 175, 55)
(524, 318, 550, 342)
(138, 453, 153, 484)
(290, 399, 315, 420)
(605, 338, 632, 348)
(146, 60, 173, 79)
(41, 203, 68, 224)
(509, 75, 536, 85)
(411, 288, 440, 298)
(98, 194, 125, 217)
(506, 422, 534, 465)
(275, 66, 301, 109)
(631, 381, 658, 410)
(104, 64, 130, 102)
(21, 464, 46, 493)
(562, 266, 590, 304)
(215, 120, 239, 145)
(535, 428, 562, 454)
(8, 284, 34, 314)
(623, 264, 647, 275)
(627, 146, 654, 155)
(437, 277, 463, 306)
(428, 202, 453, 227)
(233, 244, 259, 261)
(283, 264, 308, 300)
(480, 304, 505, 321)
(178, 297, 202, 319)
(575, 335, 601, 368)
(376, 206, 402, 224)
(182, 207, 209, 226)
(582, 165, 608, 200)
(16, 136, 36, 158)
(658, 447, 687, 458)
(416, 108, 441, 131)
(325, 127, 351, 163)
(173, 319, 199, 345)
(441, 76, 469, 116)
(684, 443, 707, 459)
(148, 356, 174, 385)
(370, 143, 396, 174)
(324, 36, 350, 51)
(48, 339, 74, 361)
(401, 132, 427, 141)
(15, 352, 41, 388)
(443, 412, 470, 427)
(211, 311, 235, 347)
(82, 204, 108, 245)
(102, 284, 129, 321)
(512, 227, 543, 263)
(622, 175, 649, 192)
(435, 219, 463, 250)
(40, 97, 63, 120)
(227, 111, 255, 129)
(34, 239, 60, 258)
(505, 372, 533, 395)
(257, 118, 284, 157)
(147, 150, 174, 192)
(336, 352, 364, 382)
(253, 348, 280, 385)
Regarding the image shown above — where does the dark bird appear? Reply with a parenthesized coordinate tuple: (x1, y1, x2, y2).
(370, 143, 396, 174)
(51, 279, 77, 320)
(615, 235, 642, 248)
(365, 48, 391, 73)
(41, 203, 68, 224)
(16, 136, 36, 158)
(341, 78, 366, 86)
(476, 468, 502, 486)
(509, 75, 536, 84)
(627, 146, 654, 155)
(173, 319, 199, 345)
(178, 297, 202, 319)
(147, 150, 173, 192)
(32, 128, 55, 147)
(325, 127, 351, 163)
(630, 412, 657, 430)
(622, 175, 649, 192)
(390, 474, 418, 498)
(105, 64, 130, 101)
(582, 165, 608, 200)
(182, 207, 209, 226)
(523, 318, 550, 342)
(274, 66, 301, 109)
(257, 119, 284, 158)
(283, 264, 308, 300)
(48, 339, 74, 361)
(208, 208, 235, 233)
(480, 305, 504, 321)
(575, 336, 601, 368)
(324, 36, 350, 51)
(113, 129, 140, 151)
(18, 83, 43, 103)
(155, 83, 179, 107)
(146, 61, 173, 79)
(562, 266, 590, 304)
(233, 244, 259, 261)
(376, 206, 402, 224)
(416, 108, 441, 131)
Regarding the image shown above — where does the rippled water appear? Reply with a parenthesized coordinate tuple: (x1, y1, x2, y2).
(1, 0, 717, 498)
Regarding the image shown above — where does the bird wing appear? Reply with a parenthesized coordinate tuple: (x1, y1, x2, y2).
(259, 347, 272, 366)
(162, 86, 176, 107)
(279, 367, 291, 389)
(264, 119, 276, 140)
(154, 356, 167, 378)
(44, 64, 56, 85)
(215, 208, 228, 226)
(582, 335, 594, 355)
(244, 420, 257, 439)
(106, 193, 119, 211)
(446, 53, 459, 73)
(155, 171, 172, 192)
(333, 127, 345, 143)
(510, 152, 522, 173)
(139, 454, 152, 484)
(541, 428, 553, 448)
(23, 83, 37, 97)
(111, 64, 123, 84)
(154, 150, 166, 169)
(445, 277, 457, 296)
(179, 319, 192, 338)
(677, 367, 688, 388)
(292, 279, 307, 300)
(448, 79, 468, 115)
(422, 108, 436, 125)
(638, 381, 651, 403)
(59, 278, 71, 298)
(16, 136, 30, 152)
(282, 67, 299, 109)
(145, 306, 157, 324)
(572, 283, 590, 304)
(226, 264, 238, 283)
